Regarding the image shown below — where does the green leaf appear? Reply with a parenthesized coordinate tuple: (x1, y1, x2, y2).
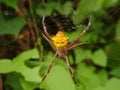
(77, 0, 104, 14)
(0, 15, 26, 35)
(93, 78, 120, 90)
(5, 73, 23, 90)
(92, 20, 104, 34)
(20, 77, 38, 90)
(92, 49, 107, 67)
(0, 59, 12, 73)
(105, 78, 120, 90)
(116, 19, 120, 40)
(98, 70, 108, 86)
(15, 65, 41, 83)
(13, 48, 39, 62)
(93, 86, 105, 90)
(72, 0, 104, 24)
(13, 49, 41, 83)
(107, 43, 120, 68)
(0, 0, 19, 10)
(44, 2, 55, 16)
(0, 49, 41, 83)
(36, 2, 61, 16)
(61, 1, 73, 15)
(80, 33, 93, 42)
(74, 48, 85, 63)
(41, 65, 75, 90)
(72, 13, 86, 25)
(76, 63, 101, 90)
(74, 48, 92, 64)
(103, 0, 119, 8)
(110, 66, 120, 78)
(76, 85, 84, 90)
(36, 8, 45, 17)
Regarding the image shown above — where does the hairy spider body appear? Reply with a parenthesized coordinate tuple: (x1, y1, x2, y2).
(42, 16, 91, 84)
(52, 31, 68, 50)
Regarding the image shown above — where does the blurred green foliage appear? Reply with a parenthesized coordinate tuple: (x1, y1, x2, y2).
(0, 0, 19, 10)
(0, 0, 120, 90)
(0, 15, 26, 35)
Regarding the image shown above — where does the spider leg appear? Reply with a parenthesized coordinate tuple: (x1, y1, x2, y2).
(42, 33, 54, 46)
(67, 42, 87, 50)
(41, 52, 58, 82)
(65, 55, 77, 84)
(68, 20, 91, 48)
(42, 16, 51, 40)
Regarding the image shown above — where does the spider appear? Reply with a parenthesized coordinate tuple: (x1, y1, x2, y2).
(41, 16, 91, 84)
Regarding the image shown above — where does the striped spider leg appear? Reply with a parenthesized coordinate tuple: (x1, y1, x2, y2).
(42, 16, 91, 84)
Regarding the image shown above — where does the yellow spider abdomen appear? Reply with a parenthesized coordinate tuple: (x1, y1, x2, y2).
(52, 31, 69, 50)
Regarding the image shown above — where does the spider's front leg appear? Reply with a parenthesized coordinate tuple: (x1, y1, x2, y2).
(42, 16, 54, 46)
(68, 20, 91, 48)
(42, 16, 51, 40)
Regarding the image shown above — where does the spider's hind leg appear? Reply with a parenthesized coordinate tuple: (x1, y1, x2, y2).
(64, 55, 77, 84)
(67, 42, 87, 50)
(41, 52, 58, 82)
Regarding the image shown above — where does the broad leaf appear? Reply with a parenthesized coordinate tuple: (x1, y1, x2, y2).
(0, 49, 41, 83)
(61, 1, 73, 15)
(0, 59, 12, 73)
(76, 63, 101, 90)
(5, 73, 23, 90)
(98, 70, 108, 86)
(40, 65, 76, 90)
(105, 78, 120, 90)
(94, 78, 120, 90)
(110, 66, 120, 78)
(0, 15, 26, 35)
(103, 0, 119, 8)
(116, 19, 120, 40)
(0, 0, 19, 10)
(92, 49, 107, 67)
